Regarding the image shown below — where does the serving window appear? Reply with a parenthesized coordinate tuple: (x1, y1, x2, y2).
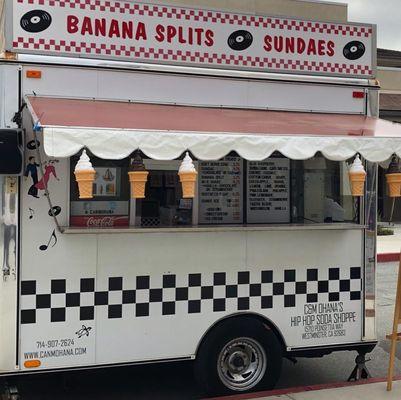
(69, 153, 359, 229)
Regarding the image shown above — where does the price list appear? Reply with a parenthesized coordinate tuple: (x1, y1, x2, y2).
(247, 158, 290, 223)
(199, 156, 243, 224)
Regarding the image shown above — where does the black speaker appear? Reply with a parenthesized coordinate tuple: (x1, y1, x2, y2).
(0, 130, 23, 175)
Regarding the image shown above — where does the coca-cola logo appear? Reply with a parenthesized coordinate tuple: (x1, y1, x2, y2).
(71, 215, 129, 228)
(86, 216, 126, 228)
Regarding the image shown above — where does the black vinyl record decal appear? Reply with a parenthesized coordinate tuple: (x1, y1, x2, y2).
(343, 41, 366, 60)
(48, 206, 62, 217)
(227, 30, 253, 51)
(20, 10, 52, 33)
(27, 139, 40, 150)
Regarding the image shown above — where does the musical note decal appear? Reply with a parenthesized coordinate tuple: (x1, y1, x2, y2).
(39, 229, 58, 251)
(48, 206, 61, 217)
(28, 208, 35, 220)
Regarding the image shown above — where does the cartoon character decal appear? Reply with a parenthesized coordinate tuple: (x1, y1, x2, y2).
(35, 160, 60, 192)
(24, 156, 40, 198)
(25, 158, 60, 197)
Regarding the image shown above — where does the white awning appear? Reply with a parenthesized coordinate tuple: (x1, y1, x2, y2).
(26, 96, 401, 162)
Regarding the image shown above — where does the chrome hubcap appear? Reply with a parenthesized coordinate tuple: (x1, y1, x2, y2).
(217, 337, 267, 391)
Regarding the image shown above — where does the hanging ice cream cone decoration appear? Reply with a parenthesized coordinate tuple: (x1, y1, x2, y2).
(179, 152, 197, 198)
(348, 155, 366, 197)
(386, 156, 401, 198)
(387, 175, 401, 197)
(128, 152, 149, 199)
(74, 150, 96, 199)
(129, 171, 149, 199)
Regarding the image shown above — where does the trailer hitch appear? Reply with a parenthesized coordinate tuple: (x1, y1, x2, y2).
(347, 352, 371, 382)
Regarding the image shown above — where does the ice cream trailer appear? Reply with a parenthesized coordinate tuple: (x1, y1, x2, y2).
(2, 0, 401, 397)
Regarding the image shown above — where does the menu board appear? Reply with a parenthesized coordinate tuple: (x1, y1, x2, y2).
(199, 156, 243, 224)
(247, 158, 290, 223)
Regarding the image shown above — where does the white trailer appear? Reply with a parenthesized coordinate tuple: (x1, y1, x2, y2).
(0, 0, 399, 397)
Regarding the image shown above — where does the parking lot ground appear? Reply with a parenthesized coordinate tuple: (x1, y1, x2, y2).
(207, 376, 401, 400)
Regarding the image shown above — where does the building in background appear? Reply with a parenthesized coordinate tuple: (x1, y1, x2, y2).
(378, 49, 401, 124)
(377, 50, 401, 222)
(140, 0, 348, 21)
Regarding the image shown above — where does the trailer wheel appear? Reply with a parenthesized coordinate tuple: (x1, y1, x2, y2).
(194, 317, 282, 395)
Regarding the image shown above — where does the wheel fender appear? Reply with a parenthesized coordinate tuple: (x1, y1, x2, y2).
(195, 312, 287, 358)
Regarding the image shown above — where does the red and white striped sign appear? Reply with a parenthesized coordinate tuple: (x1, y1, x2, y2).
(8, 0, 375, 77)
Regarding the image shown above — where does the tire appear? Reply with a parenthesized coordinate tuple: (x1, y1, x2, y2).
(194, 317, 283, 396)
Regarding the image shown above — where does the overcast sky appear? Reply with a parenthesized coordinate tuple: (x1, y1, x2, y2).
(323, 0, 401, 50)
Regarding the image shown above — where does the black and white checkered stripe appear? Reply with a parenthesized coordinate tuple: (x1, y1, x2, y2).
(20, 267, 362, 324)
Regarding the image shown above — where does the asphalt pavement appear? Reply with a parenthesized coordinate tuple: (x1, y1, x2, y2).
(8, 262, 401, 400)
